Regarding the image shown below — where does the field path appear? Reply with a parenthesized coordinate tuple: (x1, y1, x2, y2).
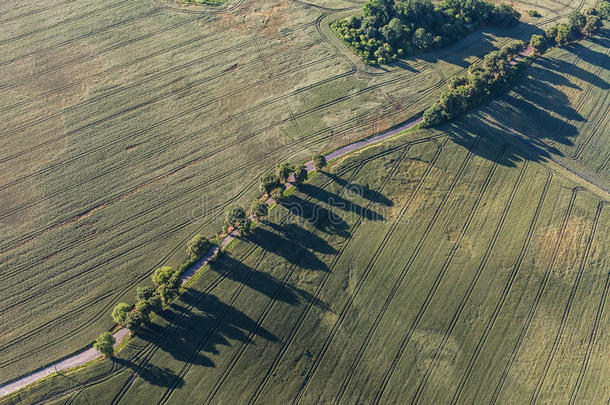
(0, 115, 422, 399)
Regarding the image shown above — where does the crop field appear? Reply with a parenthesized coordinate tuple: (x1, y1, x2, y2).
(4, 102, 609, 404)
(1, 0, 596, 385)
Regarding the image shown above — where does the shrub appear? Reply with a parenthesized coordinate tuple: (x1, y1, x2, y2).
(94, 332, 115, 358)
(250, 199, 268, 220)
(313, 153, 327, 171)
(259, 172, 280, 194)
(293, 163, 308, 186)
(111, 303, 131, 325)
(152, 266, 177, 287)
(186, 234, 211, 260)
(527, 9, 541, 17)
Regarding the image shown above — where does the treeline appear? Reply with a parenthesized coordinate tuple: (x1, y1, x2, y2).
(332, 0, 520, 65)
(422, 4, 608, 128)
(94, 154, 329, 358)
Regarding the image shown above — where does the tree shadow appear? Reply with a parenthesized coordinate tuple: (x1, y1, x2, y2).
(208, 252, 329, 310)
(113, 358, 185, 389)
(321, 171, 394, 206)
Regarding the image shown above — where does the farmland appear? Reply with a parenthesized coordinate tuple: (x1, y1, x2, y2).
(0, 0, 595, 385)
(3, 17, 610, 402)
(1, 0, 609, 401)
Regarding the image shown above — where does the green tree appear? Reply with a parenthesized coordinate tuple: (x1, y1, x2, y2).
(240, 217, 253, 237)
(598, 1, 610, 19)
(136, 299, 152, 317)
(483, 50, 507, 76)
(275, 162, 294, 183)
(152, 266, 177, 287)
(292, 163, 308, 186)
(125, 311, 146, 334)
(224, 206, 246, 228)
(568, 11, 586, 32)
(412, 27, 433, 49)
(186, 234, 211, 260)
(529, 34, 547, 54)
(156, 283, 179, 305)
(555, 23, 571, 46)
(312, 153, 327, 171)
(259, 172, 280, 194)
(111, 303, 131, 325)
(583, 15, 602, 36)
(147, 295, 163, 313)
(94, 332, 115, 359)
(136, 286, 155, 301)
(250, 199, 268, 220)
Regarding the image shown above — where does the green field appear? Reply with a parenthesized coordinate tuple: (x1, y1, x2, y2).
(3, 21, 610, 402)
(1, 0, 596, 384)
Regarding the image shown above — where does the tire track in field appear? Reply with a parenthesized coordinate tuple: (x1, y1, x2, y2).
(0, 0, 132, 46)
(409, 160, 529, 405)
(248, 136, 446, 405)
(0, 98, 431, 372)
(193, 160, 376, 405)
(293, 136, 480, 405)
(449, 168, 553, 405)
(0, 7, 164, 68)
(330, 137, 450, 405)
(0, 67, 442, 258)
(371, 141, 502, 405)
(0, 0, 74, 24)
(108, 156, 368, 405)
(568, 204, 609, 405)
(203, 139, 439, 405)
(0, 18, 318, 127)
(488, 187, 579, 405)
(596, 152, 610, 174)
(528, 201, 605, 405)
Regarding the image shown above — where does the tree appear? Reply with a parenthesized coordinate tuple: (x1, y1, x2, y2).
(275, 162, 294, 183)
(186, 234, 211, 260)
(94, 332, 115, 359)
(240, 217, 253, 237)
(147, 295, 163, 313)
(568, 11, 586, 32)
(293, 163, 308, 186)
(598, 1, 610, 19)
(555, 23, 571, 46)
(259, 172, 280, 194)
(224, 206, 246, 228)
(312, 153, 327, 171)
(136, 286, 155, 301)
(152, 266, 177, 287)
(111, 303, 131, 325)
(412, 27, 433, 49)
(250, 199, 268, 220)
(529, 34, 547, 54)
(583, 15, 602, 36)
(136, 299, 153, 317)
(156, 283, 179, 305)
(125, 311, 146, 334)
(503, 40, 526, 59)
(483, 50, 507, 76)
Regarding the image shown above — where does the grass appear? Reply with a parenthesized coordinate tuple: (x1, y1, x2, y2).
(0, 0, 602, 393)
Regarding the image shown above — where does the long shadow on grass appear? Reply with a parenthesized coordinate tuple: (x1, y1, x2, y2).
(321, 172, 393, 207)
(113, 358, 185, 389)
(140, 291, 278, 368)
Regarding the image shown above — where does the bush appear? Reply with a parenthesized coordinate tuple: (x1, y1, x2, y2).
(94, 332, 115, 358)
(527, 9, 541, 17)
(293, 163, 308, 186)
(275, 162, 294, 183)
(313, 153, 327, 171)
(152, 266, 177, 287)
(186, 234, 211, 260)
(250, 199, 268, 220)
(111, 303, 131, 325)
(259, 172, 280, 194)
(224, 206, 246, 228)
